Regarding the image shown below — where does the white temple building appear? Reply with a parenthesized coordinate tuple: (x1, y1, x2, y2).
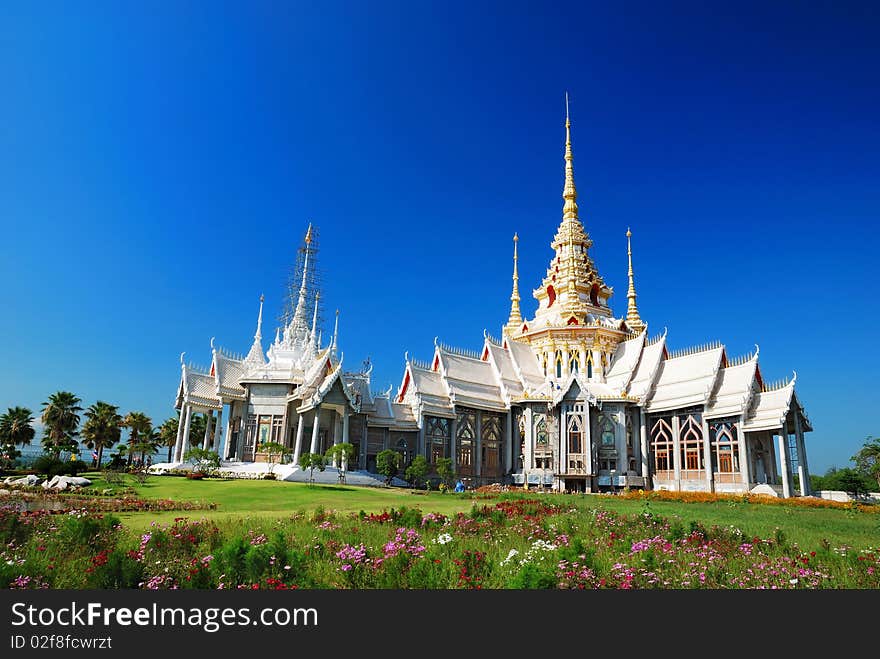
(170, 103, 812, 497)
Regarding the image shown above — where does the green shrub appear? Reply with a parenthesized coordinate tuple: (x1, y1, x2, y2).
(507, 562, 557, 589)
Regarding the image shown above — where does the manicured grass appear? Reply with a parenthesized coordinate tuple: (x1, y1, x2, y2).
(584, 498, 880, 551)
(87, 474, 478, 531)
(86, 473, 880, 549)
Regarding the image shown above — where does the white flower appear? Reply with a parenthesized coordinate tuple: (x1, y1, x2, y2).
(501, 548, 520, 566)
(434, 533, 453, 545)
(789, 578, 798, 585)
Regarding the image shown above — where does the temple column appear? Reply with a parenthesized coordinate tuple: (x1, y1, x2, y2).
(504, 410, 513, 473)
(361, 417, 369, 470)
(794, 412, 810, 496)
(671, 414, 682, 487)
(341, 408, 350, 471)
(202, 411, 213, 450)
(639, 408, 650, 486)
(584, 404, 593, 489)
(737, 415, 750, 488)
(292, 413, 305, 467)
(777, 424, 792, 498)
(179, 405, 193, 462)
(558, 405, 568, 483)
(524, 407, 534, 475)
(221, 405, 232, 460)
(702, 417, 714, 493)
(213, 408, 223, 454)
(562, 347, 570, 377)
(309, 407, 321, 455)
(591, 348, 602, 381)
(450, 413, 457, 473)
(475, 410, 482, 479)
(173, 406, 185, 463)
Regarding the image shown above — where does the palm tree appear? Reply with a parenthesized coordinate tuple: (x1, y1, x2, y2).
(188, 414, 208, 448)
(122, 411, 153, 465)
(0, 407, 36, 448)
(40, 391, 83, 458)
(81, 401, 122, 467)
(158, 415, 179, 462)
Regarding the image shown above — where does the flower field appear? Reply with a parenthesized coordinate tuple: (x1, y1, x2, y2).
(2, 496, 878, 589)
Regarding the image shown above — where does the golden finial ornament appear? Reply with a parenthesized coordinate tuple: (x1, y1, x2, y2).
(562, 92, 578, 221)
(625, 228, 645, 333)
(506, 233, 523, 333)
(305, 223, 313, 244)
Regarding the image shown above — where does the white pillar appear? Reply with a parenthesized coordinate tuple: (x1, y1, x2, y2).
(173, 407, 185, 463)
(702, 417, 714, 493)
(504, 410, 512, 473)
(475, 410, 482, 479)
(793, 412, 810, 496)
(202, 411, 213, 450)
(309, 407, 321, 455)
(292, 413, 305, 467)
(222, 405, 232, 460)
(737, 415, 750, 488)
(558, 405, 568, 480)
(214, 408, 223, 454)
(671, 414, 682, 486)
(179, 405, 193, 462)
(777, 427, 792, 498)
(524, 407, 534, 486)
(639, 408, 649, 487)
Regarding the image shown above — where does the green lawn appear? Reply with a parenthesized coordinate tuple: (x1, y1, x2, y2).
(83, 473, 880, 550)
(91, 474, 477, 530)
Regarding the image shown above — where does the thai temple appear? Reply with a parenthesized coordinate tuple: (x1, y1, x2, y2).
(171, 101, 813, 497)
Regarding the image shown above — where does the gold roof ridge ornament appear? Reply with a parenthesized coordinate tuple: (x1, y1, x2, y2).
(562, 92, 578, 221)
(625, 228, 645, 333)
(506, 232, 523, 333)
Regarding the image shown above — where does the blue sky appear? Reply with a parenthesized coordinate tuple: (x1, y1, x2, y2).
(0, 1, 877, 473)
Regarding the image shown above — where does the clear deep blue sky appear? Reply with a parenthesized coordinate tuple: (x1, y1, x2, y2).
(1, 2, 878, 473)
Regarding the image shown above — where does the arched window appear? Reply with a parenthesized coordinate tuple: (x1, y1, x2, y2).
(601, 417, 615, 447)
(395, 437, 410, 468)
(455, 410, 476, 475)
(481, 412, 503, 478)
(679, 413, 704, 474)
(555, 351, 563, 379)
(650, 416, 674, 476)
(426, 416, 450, 465)
(590, 284, 599, 306)
(710, 419, 739, 479)
(567, 412, 584, 454)
(535, 416, 548, 446)
(569, 354, 579, 374)
(585, 352, 593, 379)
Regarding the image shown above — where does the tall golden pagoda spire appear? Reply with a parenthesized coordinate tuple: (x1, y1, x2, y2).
(506, 233, 522, 333)
(625, 228, 645, 332)
(562, 92, 579, 221)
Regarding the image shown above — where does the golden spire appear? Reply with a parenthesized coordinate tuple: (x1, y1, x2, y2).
(562, 92, 578, 221)
(506, 233, 523, 332)
(626, 228, 645, 332)
(305, 223, 313, 244)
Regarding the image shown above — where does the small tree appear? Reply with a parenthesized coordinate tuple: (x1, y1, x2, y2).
(852, 436, 880, 492)
(376, 449, 401, 486)
(435, 457, 454, 490)
(184, 447, 220, 476)
(260, 441, 287, 476)
(325, 442, 357, 483)
(404, 454, 429, 489)
(299, 452, 326, 486)
(837, 468, 870, 499)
